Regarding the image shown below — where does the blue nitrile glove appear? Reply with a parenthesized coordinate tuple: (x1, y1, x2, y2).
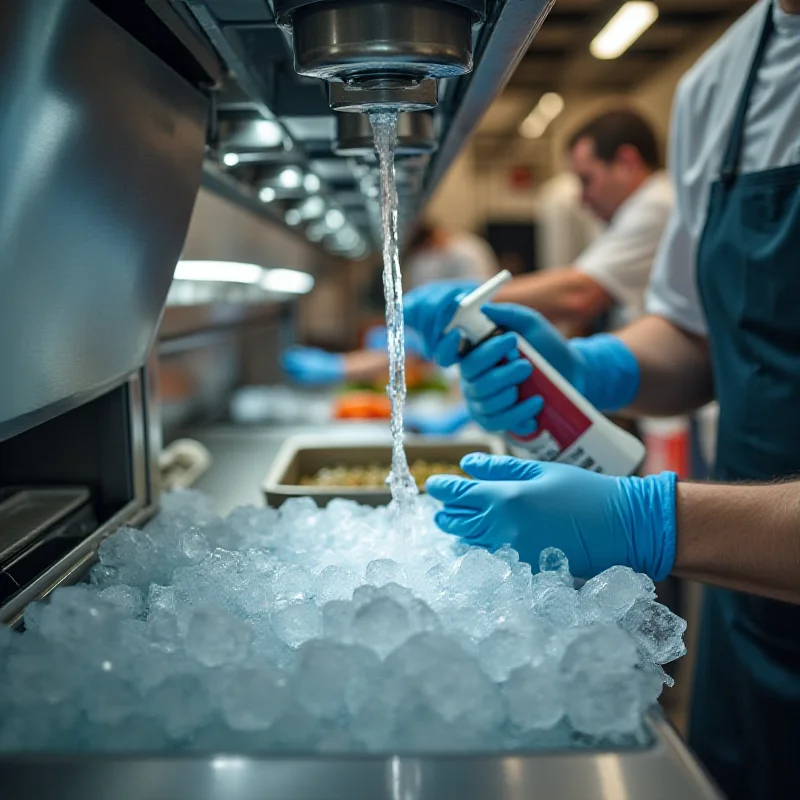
(404, 279, 479, 362)
(426, 453, 676, 581)
(282, 347, 346, 386)
(405, 404, 472, 435)
(364, 325, 426, 358)
(443, 304, 640, 420)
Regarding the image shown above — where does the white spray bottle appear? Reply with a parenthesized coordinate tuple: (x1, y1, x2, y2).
(446, 270, 645, 477)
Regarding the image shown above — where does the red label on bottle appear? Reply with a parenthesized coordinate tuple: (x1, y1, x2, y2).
(510, 354, 591, 448)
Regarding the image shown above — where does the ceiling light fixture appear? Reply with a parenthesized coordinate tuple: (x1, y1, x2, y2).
(303, 173, 321, 193)
(325, 209, 346, 231)
(590, 1, 659, 60)
(279, 167, 303, 189)
(222, 152, 240, 167)
(253, 119, 283, 147)
(174, 260, 263, 284)
(285, 208, 303, 226)
(260, 268, 315, 295)
(259, 186, 277, 203)
(519, 92, 565, 139)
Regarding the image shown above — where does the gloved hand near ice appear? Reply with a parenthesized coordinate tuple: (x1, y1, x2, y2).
(282, 346, 345, 386)
(427, 453, 677, 581)
(0, 489, 685, 755)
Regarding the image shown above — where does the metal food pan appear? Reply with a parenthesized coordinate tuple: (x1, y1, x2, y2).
(263, 434, 505, 507)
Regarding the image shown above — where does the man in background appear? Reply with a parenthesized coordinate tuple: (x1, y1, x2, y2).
(492, 108, 673, 330)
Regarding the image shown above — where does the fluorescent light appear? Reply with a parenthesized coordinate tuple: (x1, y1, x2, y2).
(299, 196, 325, 220)
(325, 209, 345, 231)
(222, 152, 240, 167)
(279, 167, 303, 189)
(260, 268, 315, 294)
(519, 92, 564, 139)
(259, 186, 276, 203)
(303, 173, 321, 193)
(174, 260, 263, 284)
(591, 2, 658, 60)
(285, 208, 303, 226)
(254, 119, 283, 147)
(335, 227, 360, 249)
(538, 92, 564, 119)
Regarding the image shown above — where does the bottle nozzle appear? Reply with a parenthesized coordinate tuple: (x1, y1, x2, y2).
(445, 270, 513, 339)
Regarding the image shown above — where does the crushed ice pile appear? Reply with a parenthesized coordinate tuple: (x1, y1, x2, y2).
(0, 491, 686, 754)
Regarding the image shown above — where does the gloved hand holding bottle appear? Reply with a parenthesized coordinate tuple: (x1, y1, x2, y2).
(407, 272, 644, 475)
(427, 453, 677, 580)
(452, 303, 641, 434)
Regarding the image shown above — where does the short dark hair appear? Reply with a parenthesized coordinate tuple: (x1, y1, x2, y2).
(568, 109, 661, 170)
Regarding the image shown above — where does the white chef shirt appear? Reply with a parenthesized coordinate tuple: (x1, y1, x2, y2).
(404, 232, 499, 291)
(575, 171, 673, 323)
(645, 0, 800, 334)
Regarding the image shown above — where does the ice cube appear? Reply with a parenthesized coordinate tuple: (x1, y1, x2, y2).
(98, 585, 144, 618)
(37, 586, 117, 649)
(144, 674, 212, 739)
(478, 629, 540, 682)
(184, 608, 251, 667)
(503, 662, 564, 731)
(177, 527, 211, 564)
(538, 547, 572, 584)
(315, 565, 361, 604)
(565, 671, 644, 736)
(352, 597, 411, 658)
(561, 625, 639, 677)
(83, 672, 141, 726)
(271, 600, 321, 648)
(414, 656, 504, 729)
(293, 641, 372, 720)
(619, 598, 687, 664)
(322, 600, 355, 643)
(580, 566, 656, 618)
(366, 559, 408, 587)
(449, 549, 511, 599)
(272, 566, 315, 606)
(221, 666, 289, 731)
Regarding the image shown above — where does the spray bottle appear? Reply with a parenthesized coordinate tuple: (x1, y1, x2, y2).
(446, 270, 645, 477)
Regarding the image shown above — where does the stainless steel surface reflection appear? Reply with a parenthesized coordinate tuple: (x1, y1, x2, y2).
(0, 0, 207, 440)
(0, 715, 721, 800)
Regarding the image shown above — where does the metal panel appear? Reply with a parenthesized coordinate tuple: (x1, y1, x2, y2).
(0, 713, 721, 800)
(0, 0, 208, 440)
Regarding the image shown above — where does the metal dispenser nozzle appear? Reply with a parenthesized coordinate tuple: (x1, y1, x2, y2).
(274, 0, 485, 112)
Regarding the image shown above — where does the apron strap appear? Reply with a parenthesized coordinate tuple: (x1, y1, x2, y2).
(720, 1, 776, 186)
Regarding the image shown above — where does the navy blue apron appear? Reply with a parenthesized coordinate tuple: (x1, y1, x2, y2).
(692, 4, 800, 798)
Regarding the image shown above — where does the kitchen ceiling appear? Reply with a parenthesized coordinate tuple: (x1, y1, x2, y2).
(513, 0, 755, 93)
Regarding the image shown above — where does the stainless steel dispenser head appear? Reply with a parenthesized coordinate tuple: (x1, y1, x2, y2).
(274, 0, 485, 111)
(334, 111, 438, 156)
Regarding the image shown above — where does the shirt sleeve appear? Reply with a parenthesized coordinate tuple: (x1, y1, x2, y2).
(574, 185, 671, 319)
(644, 81, 708, 336)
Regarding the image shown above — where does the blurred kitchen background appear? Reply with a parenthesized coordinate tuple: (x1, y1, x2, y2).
(159, 0, 749, 444)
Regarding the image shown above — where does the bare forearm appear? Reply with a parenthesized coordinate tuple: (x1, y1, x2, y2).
(494, 269, 612, 326)
(342, 350, 388, 382)
(674, 481, 800, 604)
(616, 315, 714, 416)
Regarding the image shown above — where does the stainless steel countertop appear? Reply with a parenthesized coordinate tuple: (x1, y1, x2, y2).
(0, 712, 722, 800)
(183, 422, 397, 514)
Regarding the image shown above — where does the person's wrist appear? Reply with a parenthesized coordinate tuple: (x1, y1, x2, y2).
(621, 471, 677, 581)
(571, 334, 640, 412)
